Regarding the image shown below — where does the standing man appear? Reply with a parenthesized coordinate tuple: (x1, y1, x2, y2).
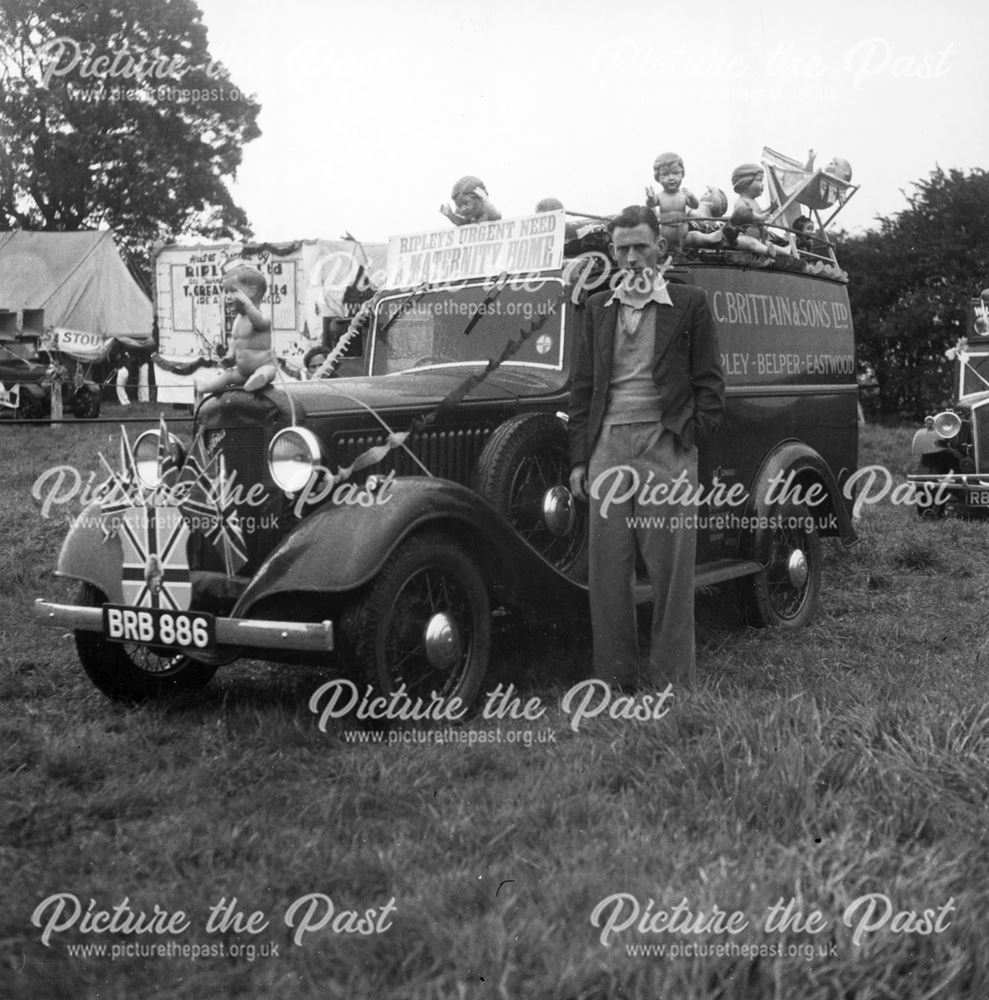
(569, 205, 725, 688)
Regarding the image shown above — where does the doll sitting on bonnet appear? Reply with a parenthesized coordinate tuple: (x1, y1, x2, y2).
(194, 265, 277, 397)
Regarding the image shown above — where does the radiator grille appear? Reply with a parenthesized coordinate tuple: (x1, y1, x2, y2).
(205, 427, 267, 490)
(330, 425, 495, 486)
(201, 426, 283, 574)
(973, 402, 989, 473)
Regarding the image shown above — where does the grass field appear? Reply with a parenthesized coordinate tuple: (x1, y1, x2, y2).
(2, 413, 989, 999)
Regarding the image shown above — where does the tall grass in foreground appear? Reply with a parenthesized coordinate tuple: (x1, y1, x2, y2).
(2, 421, 989, 999)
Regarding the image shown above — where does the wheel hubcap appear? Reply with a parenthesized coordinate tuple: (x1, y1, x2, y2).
(423, 612, 462, 671)
(787, 549, 808, 589)
(541, 485, 576, 538)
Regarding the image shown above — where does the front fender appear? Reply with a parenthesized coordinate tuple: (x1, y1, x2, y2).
(910, 427, 961, 462)
(745, 440, 858, 546)
(233, 477, 588, 618)
(54, 502, 126, 602)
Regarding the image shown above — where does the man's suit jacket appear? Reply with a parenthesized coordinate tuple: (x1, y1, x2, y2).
(568, 282, 725, 466)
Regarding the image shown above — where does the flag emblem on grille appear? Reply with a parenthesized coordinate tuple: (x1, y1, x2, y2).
(119, 506, 191, 610)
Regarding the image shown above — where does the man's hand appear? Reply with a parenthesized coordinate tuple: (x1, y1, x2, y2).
(644, 186, 657, 208)
(569, 463, 588, 501)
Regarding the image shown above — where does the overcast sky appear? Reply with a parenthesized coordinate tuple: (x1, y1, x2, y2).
(195, 0, 989, 244)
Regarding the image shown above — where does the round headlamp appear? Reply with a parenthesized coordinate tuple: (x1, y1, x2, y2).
(133, 429, 186, 488)
(268, 427, 322, 493)
(932, 411, 962, 440)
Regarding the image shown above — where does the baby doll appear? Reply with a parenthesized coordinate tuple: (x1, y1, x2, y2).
(645, 152, 699, 249)
(824, 157, 852, 181)
(683, 187, 728, 248)
(195, 265, 277, 396)
(535, 197, 581, 241)
(440, 176, 502, 226)
(728, 163, 792, 258)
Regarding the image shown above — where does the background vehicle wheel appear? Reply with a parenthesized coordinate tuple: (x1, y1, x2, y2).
(475, 413, 588, 580)
(915, 456, 951, 518)
(70, 385, 102, 419)
(740, 503, 821, 628)
(17, 387, 45, 420)
(341, 532, 491, 710)
(73, 583, 218, 702)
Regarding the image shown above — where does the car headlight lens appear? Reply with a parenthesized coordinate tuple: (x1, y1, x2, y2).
(133, 430, 185, 488)
(932, 411, 962, 440)
(269, 427, 322, 493)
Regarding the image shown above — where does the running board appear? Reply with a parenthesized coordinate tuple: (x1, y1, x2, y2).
(633, 559, 763, 603)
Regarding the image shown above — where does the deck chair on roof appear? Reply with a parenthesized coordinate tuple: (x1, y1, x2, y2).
(761, 146, 859, 264)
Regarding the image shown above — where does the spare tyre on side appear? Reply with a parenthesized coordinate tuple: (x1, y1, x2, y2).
(475, 413, 588, 581)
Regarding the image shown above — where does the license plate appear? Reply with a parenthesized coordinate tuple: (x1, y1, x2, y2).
(967, 490, 989, 506)
(103, 605, 215, 650)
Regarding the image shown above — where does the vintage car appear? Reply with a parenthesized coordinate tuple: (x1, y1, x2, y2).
(36, 208, 859, 708)
(908, 291, 989, 517)
(0, 342, 102, 419)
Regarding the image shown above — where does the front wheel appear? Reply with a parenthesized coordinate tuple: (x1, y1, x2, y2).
(70, 384, 102, 419)
(74, 583, 218, 702)
(341, 532, 491, 710)
(740, 503, 822, 628)
(915, 456, 951, 519)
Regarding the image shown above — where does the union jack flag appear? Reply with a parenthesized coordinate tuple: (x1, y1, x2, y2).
(173, 432, 247, 576)
(119, 506, 192, 610)
(98, 427, 145, 536)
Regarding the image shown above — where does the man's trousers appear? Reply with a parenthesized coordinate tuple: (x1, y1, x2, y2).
(587, 422, 698, 687)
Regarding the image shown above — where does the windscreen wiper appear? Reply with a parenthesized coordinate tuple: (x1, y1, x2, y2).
(377, 281, 430, 339)
(460, 271, 509, 338)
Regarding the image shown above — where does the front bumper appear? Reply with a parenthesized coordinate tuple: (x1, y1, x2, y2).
(906, 473, 989, 509)
(33, 599, 334, 652)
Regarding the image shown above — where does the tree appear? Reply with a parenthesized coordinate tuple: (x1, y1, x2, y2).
(838, 167, 989, 418)
(0, 0, 260, 274)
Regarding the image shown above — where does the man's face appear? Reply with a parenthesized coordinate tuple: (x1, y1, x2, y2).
(611, 224, 666, 282)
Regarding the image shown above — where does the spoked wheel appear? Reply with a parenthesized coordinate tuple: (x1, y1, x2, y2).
(73, 583, 218, 702)
(342, 533, 491, 710)
(741, 503, 822, 628)
(475, 413, 588, 580)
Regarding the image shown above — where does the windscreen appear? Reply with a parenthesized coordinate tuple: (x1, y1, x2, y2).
(960, 351, 989, 398)
(369, 279, 565, 376)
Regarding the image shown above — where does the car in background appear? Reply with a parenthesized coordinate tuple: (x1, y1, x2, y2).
(0, 343, 101, 419)
(909, 290, 989, 517)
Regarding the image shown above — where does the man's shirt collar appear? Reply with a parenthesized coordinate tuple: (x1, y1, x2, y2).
(606, 271, 673, 308)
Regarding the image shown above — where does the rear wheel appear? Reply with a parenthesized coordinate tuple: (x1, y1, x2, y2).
(74, 583, 218, 702)
(341, 532, 491, 711)
(740, 503, 822, 628)
(475, 413, 587, 580)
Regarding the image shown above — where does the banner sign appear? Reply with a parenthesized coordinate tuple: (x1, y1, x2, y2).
(43, 327, 108, 362)
(386, 212, 566, 288)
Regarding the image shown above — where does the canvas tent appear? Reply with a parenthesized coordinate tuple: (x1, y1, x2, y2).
(0, 230, 152, 358)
